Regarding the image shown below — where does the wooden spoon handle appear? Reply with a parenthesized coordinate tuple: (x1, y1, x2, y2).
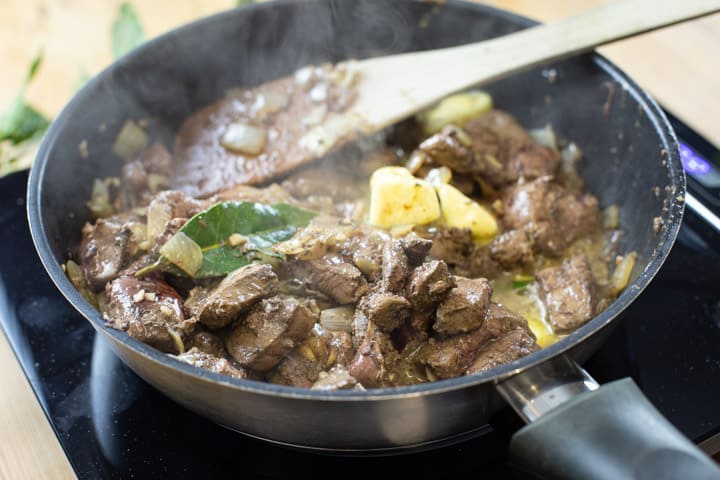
(351, 0, 720, 131)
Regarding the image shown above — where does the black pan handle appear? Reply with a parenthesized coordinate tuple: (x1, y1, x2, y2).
(497, 356, 720, 479)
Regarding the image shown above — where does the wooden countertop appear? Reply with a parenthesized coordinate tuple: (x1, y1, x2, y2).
(1, 1, 719, 478)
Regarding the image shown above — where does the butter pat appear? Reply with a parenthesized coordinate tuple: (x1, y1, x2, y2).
(369, 167, 440, 228)
(418, 90, 493, 134)
(436, 183, 498, 241)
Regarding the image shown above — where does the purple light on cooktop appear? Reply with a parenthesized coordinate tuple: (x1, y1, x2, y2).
(680, 142, 712, 176)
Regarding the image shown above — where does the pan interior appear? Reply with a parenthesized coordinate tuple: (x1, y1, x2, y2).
(27, 0, 684, 400)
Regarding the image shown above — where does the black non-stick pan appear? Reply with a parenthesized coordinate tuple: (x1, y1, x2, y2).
(26, 1, 720, 478)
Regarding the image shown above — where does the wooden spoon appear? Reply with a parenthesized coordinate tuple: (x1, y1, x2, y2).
(174, 0, 720, 194)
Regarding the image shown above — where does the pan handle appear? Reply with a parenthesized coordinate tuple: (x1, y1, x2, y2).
(497, 356, 720, 479)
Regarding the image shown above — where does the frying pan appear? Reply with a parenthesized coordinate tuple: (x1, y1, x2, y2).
(26, 1, 720, 478)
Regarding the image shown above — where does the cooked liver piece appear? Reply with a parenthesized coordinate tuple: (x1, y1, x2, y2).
(175, 348, 247, 379)
(380, 239, 409, 293)
(267, 349, 322, 387)
(463, 110, 560, 187)
(225, 297, 318, 372)
(536, 255, 597, 333)
(434, 277, 492, 335)
(268, 329, 355, 387)
(420, 302, 536, 378)
(359, 290, 412, 332)
(121, 143, 173, 198)
(490, 229, 534, 268)
(348, 322, 399, 388)
(405, 260, 455, 310)
(418, 125, 480, 173)
(104, 276, 193, 353)
(293, 256, 369, 304)
(79, 215, 136, 290)
(419, 327, 492, 379)
(502, 177, 599, 255)
(483, 303, 532, 335)
(186, 264, 279, 329)
(429, 227, 473, 266)
(465, 328, 540, 374)
(400, 234, 433, 265)
(186, 331, 226, 357)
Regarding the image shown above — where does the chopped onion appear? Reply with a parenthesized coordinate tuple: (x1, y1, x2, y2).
(112, 120, 149, 159)
(529, 124, 557, 149)
(86, 178, 114, 218)
(166, 326, 185, 354)
(320, 307, 354, 332)
(146, 196, 171, 242)
(603, 205, 620, 229)
(65, 260, 98, 308)
(146, 173, 170, 194)
(309, 83, 328, 103)
(425, 166, 453, 186)
(294, 66, 315, 86)
(159, 232, 203, 276)
(303, 105, 327, 127)
(561, 142, 582, 170)
(405, 150, 428, 175)
(252, 91, 290, 115)
(609, 251, 637, 296)
(220, 122, 267, 155)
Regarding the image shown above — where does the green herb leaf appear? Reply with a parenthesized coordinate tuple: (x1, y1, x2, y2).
(112, 2, 145, 59)
(143, 201, 317, 279)
(512, 279, 533, 289)
(0, 52, 50, 148)
(236, 0, 256, 5)
(0, 103, 49, 146)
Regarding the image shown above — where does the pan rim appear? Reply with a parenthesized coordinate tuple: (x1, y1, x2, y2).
(27, 0, 685, 402)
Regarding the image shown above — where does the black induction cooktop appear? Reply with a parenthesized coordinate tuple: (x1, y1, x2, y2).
(3, 116, 720, 479)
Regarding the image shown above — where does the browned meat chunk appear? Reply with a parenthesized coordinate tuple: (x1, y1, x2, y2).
(175, 348, 247, 379)
(147, 190, 207, 224)
(418, 125, 480, 173)
(292, 256, 369, 304)
(406, 260, 455, 310)
(267, 350, 322, 388)
(400, 234, 432, 265)
(419, 327, 492, 379)
(104, 276, 193, 353)
(490, 229, 534, 268)
(484, 303, 534, 336)
(420, 302, 535, 378)
(225, 297, 318, 372)
(455, 244, 501, 280)
(359, 290, 412, 332)
(122, 143, 172, 185)
(312, 365, 359, 390)
(502, 177, 599, 256)
(186, 331, 225, 357)
(348, 322, 399, 388)
(464, 110, 560, 187)
(268, 328, 355, 387)
(79, 215, 135, 290)
(429, 227, 473, 266)
(536, 255, 597, 333)
(185, 264, 279, 329)
(380, 239, 408, 293)
(434, 277, 492, 335)
(465, 329, 540, 374)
